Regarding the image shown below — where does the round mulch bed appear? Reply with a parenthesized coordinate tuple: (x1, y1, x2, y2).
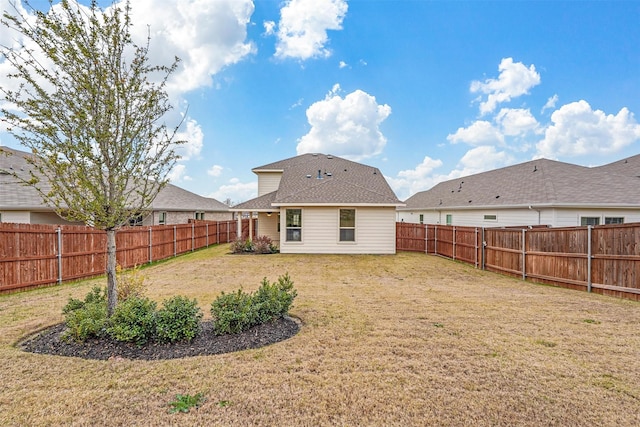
(19, 317, 300, 361)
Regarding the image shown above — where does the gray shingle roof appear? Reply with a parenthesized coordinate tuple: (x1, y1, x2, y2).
(0, 146, 228, 212)
(594, 154, 640, 177)
(237, 153, 403, 210)
(402, 157, 640, 210)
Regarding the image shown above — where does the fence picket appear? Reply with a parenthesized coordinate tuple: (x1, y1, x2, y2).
(396, 222, 640, 301)
(0, 219, 255, 293)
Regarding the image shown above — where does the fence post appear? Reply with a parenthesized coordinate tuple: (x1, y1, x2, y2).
(148, 227, 152, 264)
(434, 225, 438, 255)
(227, 221, 230, 243)
(206, 223, 209, 247)
(191, 222, 195, 252)
(475, 227, 478, 268)
(587, 225, 592, 293)
(174, 226, 177, 257)
(425, 224, 429, 254)
(522, 228, 526, 280)
(56, 227, 63, 284)
(481, 227, 486, 270)
(452, 227, 456, 260)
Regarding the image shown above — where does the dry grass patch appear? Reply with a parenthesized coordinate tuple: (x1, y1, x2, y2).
(1, 245, 640, 426)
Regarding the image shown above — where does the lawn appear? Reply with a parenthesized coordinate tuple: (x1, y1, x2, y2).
(1, 245, 639, 426)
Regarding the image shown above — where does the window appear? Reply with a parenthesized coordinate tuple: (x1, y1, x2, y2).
(339, 209, 356, 242)
(484, 214, 497, 221)
(195, 212, 204, 220)
(286, 209, 302, 242)
(446, 214, 452, 225)
(419, 214, 424, 224)
(159, 211, 167, 225)
(581, 216, 600, 226)
(605, 217, 624, 225)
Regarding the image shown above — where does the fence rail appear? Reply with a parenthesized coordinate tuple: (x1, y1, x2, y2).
(4, 220, 639, 301)
(396, 222, 640, 301)
(0, 219, 256, 293)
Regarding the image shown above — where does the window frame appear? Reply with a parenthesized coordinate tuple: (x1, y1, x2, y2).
(285, 209, 302, 242)
(445, 214, 452, 225)
(483, 214, 498, 222)
(339, 208, 356, 243)
(159, 211, 167, 225)
(580, 216, 600, 226)
(419, 214, 424, 225)
(604, 217, 624, 225)
(195, 211, 205, 221)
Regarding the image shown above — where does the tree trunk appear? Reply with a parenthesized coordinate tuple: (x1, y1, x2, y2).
(106, 228, 118, 316)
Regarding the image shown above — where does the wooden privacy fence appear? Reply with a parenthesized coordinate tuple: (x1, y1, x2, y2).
(396, 222, 640, 301)
(0, 219, 256, 293)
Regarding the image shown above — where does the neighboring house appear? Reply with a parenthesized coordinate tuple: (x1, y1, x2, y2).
(397, 156, 640, 228)
(232, 153, 404, 254)
(0, 146, 231, 225)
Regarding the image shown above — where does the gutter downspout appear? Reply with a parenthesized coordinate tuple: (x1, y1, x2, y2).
(528, 205, 541, 225)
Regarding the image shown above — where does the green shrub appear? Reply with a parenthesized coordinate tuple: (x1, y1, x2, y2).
(61, 286, 108, 342)
(156, 296, 203, 343)
(210, 289, 255, 335)
(252, 273, 297, 323)
(107, 296, 157, 344)
(63, 286, 106, 314)
(210, 274, 297, 335)
(230, 238, 254, 254)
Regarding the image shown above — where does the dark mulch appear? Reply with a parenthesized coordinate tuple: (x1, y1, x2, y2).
(19, 317, 300, 361)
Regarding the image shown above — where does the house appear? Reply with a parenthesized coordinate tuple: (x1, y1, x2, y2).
(231, 153, 404, 254)
(0, 146, 231, 225)
(397, 155, 640, 228)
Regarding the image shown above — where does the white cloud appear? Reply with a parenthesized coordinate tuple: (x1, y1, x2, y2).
(386, 156, 443, 198)
(124, 0, 255, 96)
(388, 147, 515, 200)
(207, 165, 224, 177)
(447, 121, 504, 146)
(470, 58, 541, 115)
(495, 108, 539, 136)
(339, 60, 348, 69)
(168, 164, 189, 182)
(0, 0, 28, 48)
(273, 0, 348, 60)
(542, 94, 558, 113)
(457, 146, 513, 173)
(537, 100, 640, 158)
(296, 87, 392, 160)
(210, 178, 257, 204)
(263, 20, 276, 36)
(173, 118, 204, 161)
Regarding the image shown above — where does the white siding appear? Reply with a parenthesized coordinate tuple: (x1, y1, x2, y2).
(257, 212, 280, 245)
(257, 172, 282, 196)
(398, 209, 540, 227)
(399, 207, 640, 228)
(553, 208, 640, 227)
(280, 207, 396, 254)
(0, 211, 30, 223)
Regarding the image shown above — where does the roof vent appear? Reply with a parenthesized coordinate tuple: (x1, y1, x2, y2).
(533, 165, 537, 172)
(327, 155, 333, 159)
(306, 174, 312, 178)
(317, 169, 322, 179)
(326, 172, 332, 177)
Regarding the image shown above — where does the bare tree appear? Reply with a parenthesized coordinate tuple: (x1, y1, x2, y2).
(0, 0, 184, 315)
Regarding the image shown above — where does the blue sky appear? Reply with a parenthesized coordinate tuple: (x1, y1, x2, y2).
(1, 0, 639, 203)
